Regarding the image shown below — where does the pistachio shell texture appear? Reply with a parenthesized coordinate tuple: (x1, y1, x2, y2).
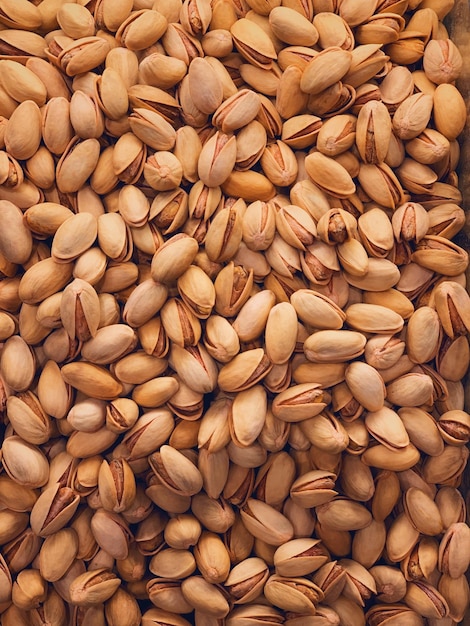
(0, 1, 467, 624)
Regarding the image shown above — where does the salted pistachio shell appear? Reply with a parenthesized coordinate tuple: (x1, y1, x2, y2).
(51, 213, 97, 263)
(38, 528, 78, 584)
(345, 361, 386, 412)
(98, 458, 136, 514)
(305, 152, 355, 198)
(149, 445, 203, 497)
(69, 568, 121, 607)
(240, 498, 294, 546)
(224, 556, 269, 604)
(218, 348, 272, 392)
(56, 137, 101, 194)
(304, 330, 366, 363)
(30, 484, 80, 538)
(151, 234, 199, 284)
(6, 391, 52, 445)
(1, 436, 49, 488)
(264, 574, 324, 614)
(291, 289, 345, 330)
(273, 538, 329, 578)
(61, 362, 123, 400)
(230, 18, 277, 70)
(180, 576, 230, 618)
(404, 581, 449, 620)
(19, 258, 73, 305)
(403, 487, 443, 536)
(362, 443, 421, 472)
(365, 407, 410, 451)
(0, 335, 35, 392)
(290, 470, 337, 508)
(346, 303, 404, 334)
(272, 383, 329, 422)
(300, 47, 352, 95)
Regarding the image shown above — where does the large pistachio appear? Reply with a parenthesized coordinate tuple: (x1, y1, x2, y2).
(264, 574, 324, 614)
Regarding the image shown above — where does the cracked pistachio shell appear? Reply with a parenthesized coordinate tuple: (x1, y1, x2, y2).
(30, 484, 80, 537)
(404, 581, 449, 620)
(291, 289, 345, 330)
(218, 348, 272, 392)
(6, 391, 52, 445)
(51, 213, 97, 262)
(272, 383, 330, 422)
(69, 568, 121, 607)
(358, 208, 394, 257)
(198, 131, 237, 188)
(181, 576, 230, 618)
(56, 137, 101, 194)
(212, 88, 261, 134)
(177, 265, 215, 319)
(365, 407, 410, 451)
(142, 609, 192, 626)
(437, 409, 470, 445)
(60, 278, 100, 342)
(224, 558, 269, 605)
(226, 604, 284, 626)
(438, 522, 470, 579)
(240, 499, 294, 546)
(264, 574, 324, 614)
(58, 36, 110, 77)
(205, 204, 244, 263)
(290, 470, 337, 508)
(274, 538, 329, 577)
(120, 409, 174, 460)
(356, 100, 391, 164)
(98, 458, 136, 514)
(433, 280, 470, 339)
(150, 445, 203, 497)
(365, 604, 425, 626)
(230, 19, 277, 70)
(170, 342, 218, 394)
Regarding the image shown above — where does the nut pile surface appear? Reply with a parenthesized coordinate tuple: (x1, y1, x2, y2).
(0, 0, 469, 624)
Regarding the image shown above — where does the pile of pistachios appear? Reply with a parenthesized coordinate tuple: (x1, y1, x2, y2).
(0, 0, 469, 624)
